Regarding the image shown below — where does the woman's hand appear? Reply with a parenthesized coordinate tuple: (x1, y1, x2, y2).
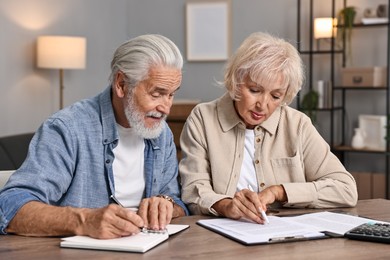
(211, 185, 287, 223)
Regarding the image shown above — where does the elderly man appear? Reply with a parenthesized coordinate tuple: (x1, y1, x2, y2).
(0, 34, 188, 239)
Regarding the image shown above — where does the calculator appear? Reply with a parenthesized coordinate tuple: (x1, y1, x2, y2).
(345, 222, 390, 243)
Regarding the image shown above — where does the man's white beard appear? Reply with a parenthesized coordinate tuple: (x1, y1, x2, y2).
(124, 91, 167, 139)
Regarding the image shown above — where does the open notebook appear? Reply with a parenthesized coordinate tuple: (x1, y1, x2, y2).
(60, 224, 189, 253)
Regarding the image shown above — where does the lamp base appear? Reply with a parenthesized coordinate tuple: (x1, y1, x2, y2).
(59, 68, 64, 110)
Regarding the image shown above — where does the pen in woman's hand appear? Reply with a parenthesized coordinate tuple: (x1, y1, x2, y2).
(247, 185, 270, 224)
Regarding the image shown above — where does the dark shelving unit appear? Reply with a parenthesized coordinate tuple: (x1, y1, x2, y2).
(297, 0, 390, 198)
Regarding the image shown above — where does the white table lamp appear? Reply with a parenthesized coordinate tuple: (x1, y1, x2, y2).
(37, 36, 86, 109)
(314, 17, 337, 50)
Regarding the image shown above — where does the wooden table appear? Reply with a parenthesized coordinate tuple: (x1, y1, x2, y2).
(1, 199, 390, 259)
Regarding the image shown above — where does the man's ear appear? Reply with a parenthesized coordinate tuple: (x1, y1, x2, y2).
(113, 71, 127, 98)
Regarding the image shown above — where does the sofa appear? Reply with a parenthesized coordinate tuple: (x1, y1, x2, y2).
(0, 133, 34, 170)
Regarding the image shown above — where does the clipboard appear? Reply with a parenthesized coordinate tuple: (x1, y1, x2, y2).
(197, 218, 328, 245)
(197, 211, 374, 245)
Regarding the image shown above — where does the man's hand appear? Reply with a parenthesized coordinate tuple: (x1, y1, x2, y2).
(138, 196, 174, 231)
(6, 201, 144, 239)
(78, 204, 144, 239)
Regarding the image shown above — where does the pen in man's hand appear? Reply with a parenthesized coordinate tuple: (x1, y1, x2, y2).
(109, 194, 165, 234)
(247, 185, 270, 224)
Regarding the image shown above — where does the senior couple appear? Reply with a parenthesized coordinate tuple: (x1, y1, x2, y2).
(0, 33, 357, 238)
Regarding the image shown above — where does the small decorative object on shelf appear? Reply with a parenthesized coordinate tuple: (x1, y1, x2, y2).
(363, 7, 376, 18)
(362, 4, 388, 24)
(351, 128, 366, 149)
(377, 4, 388, 18)
(316, 80, 332, 108)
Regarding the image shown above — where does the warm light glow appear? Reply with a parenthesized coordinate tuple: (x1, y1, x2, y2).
(37, 36, 87, 69)
(314, 18, 337, 39)
(1, 1, 66, 30)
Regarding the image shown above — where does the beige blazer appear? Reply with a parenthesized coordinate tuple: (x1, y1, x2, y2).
(179, 92, 358, 215)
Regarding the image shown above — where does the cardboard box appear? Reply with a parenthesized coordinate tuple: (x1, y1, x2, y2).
(341, 66, 387, 87)
(350, 172, 386, 199)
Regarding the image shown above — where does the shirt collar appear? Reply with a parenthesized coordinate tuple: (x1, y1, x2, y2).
(216, 92, 281, 135)
(99, 86, 119, 145)
(259, 106, 281, 135)
(217, 92, 245, 132)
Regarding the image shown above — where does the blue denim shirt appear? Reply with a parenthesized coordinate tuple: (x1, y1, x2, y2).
(0, 86, 188, 234)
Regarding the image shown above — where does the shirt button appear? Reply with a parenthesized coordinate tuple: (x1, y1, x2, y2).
(256, 126, 261, 131)
(256, 138, 261, 143)
(105, 159, 110, 164)
(255, 159, 260, 164)
(260, 182, 265, 187)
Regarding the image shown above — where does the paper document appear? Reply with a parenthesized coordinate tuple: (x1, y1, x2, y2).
(197, 211, 375, 245)
(60, 224, 189, 253)
(284, 211, 374, 235)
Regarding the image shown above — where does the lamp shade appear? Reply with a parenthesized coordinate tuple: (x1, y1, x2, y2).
(37, 36, 86, 69)
(314, 18, 337, 39)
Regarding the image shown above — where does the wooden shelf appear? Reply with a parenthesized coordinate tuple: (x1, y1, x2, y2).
(333, 86, 387, 90)
(333, 145, 386, 154)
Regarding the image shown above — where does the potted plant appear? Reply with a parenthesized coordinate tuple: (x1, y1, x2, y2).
(337, 6, 357, 66)
(300, 89, 319, 123)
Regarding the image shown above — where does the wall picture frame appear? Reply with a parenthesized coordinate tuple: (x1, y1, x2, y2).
(185, 0, 231, 61)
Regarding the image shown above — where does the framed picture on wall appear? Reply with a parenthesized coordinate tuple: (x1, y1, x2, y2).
(359, 115, 387, 151)
(185, 0, 231, 61)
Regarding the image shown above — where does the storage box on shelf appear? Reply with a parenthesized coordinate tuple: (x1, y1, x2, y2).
(341, 66, 387, 87)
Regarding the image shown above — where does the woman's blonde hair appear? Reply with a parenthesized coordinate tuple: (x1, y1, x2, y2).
(222, 32, 305, 105)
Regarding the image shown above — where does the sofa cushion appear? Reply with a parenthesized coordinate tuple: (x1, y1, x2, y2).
(0, 146, 14, 170)
(0, 133, 34, 170)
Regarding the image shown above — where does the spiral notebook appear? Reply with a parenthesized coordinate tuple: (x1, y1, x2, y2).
(60, 224, 189, 253)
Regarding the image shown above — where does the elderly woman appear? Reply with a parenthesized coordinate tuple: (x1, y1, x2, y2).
(179, 32, 357, 224)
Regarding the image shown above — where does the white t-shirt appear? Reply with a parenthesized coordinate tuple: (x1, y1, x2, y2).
(113, 124, 145, 208)
(237, 129, 259, 192)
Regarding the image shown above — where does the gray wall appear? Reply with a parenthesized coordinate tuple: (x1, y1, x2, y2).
(0, 0, 388, 172)
(0, 0, 296, 136)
